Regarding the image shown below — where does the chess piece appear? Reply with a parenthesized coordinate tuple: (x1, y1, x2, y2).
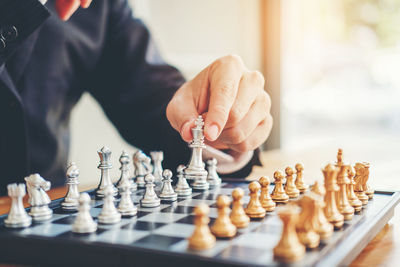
(346, 166, 362, 212)
(117, 151, 137, 192)
(362, 162, 374, 199)
(311, 181, 326, 196)
(25, 173, 53, 221)
(118, 179, 137, 217)
(230, 188, 250, 228)
(159, 169, 178, 201)
(140, 174, 161, 208)
(271, 171, 289, 203)
(206, 158, 221, 187)
(98, 185, 121, 224)
(336, 165, 354, 220)
(296, 194, 320, 249)
(151, 151, 164, 183)
(96, 146, 117, 198)
(184, 116, 209, 190)
(259, 176, 276, 212)
(61, 162, 80, 211)
(72, 193, 97, 233)
(245, 181, 266, 219)
(309, 192, 333, 240)
(4, 183, 32, 228)
(273, 204, 305, 263)
(336, 148, 343, 168)
(211, 195, 237, 238)
(295, 163, 309, 193)
(133, 150, 152, 188)
(285, 167, 300, 198)
(188, 204, 216, 250)
(354, 163, 369, 205)
(175, 165, 192, 197)
(323, 164, 344, 229)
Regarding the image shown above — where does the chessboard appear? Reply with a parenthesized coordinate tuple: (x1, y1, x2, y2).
(0, 179, 399, 267)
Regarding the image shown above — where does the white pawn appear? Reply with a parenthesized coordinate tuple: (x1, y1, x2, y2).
(5, 183, 32, 228)
(140, 174, 160, 208)
(118, 179, 137, 217)
(117, 151, 137, 192)
(62, 162, 80, 211)
(206, 158, 221, 187)
(72, 193, 97, 233)
(151, 151, 164, 183)
(159, 169, 178, 202)
(175, 165, 192, 197)
(98, 185, 121, 224)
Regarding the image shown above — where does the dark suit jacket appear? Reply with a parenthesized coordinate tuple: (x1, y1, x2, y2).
(0, 0, 259, 195)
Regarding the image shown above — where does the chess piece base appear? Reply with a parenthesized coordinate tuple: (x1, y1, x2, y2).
(208, 178, 222, 187)
(4, 216, 32, 228)
(61, 201, 79, 211)
(72, 221, 98, 233)
(96, 186, 118, 198)
(211, 224, 236, 238)
(298, 231, 320, 249)
(274, 245, 305, 263)
(245, 208, 266, 219)
(273, 198, 289, 203)
(176, 187, 192, 197)
(159, 193, 178, 202)
(140, 199, 160, 208)
(29, 206, 53, 221)
(188, 234, 216, 250)
(118, 207, 138, 217)
(98, 213, 121, 224)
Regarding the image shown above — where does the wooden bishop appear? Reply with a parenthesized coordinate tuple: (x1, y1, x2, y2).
(323, 164, 344, 229)
(336, 165, 354, 220)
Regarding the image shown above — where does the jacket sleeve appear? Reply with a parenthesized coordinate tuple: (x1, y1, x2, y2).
(87, 0, 190, 171)
(0, 0, 50, 67)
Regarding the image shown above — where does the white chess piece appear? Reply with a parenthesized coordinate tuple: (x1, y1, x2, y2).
(206, 158, 221, 186)
(175, 165, 192, 197)
(98, 185, 121, 224)
(72, 193, 97, 233)
(159, 169, 177, 201)
(25, 173, 53, 221)
(117, 151, 137, 192)
(5, 183, 32, 228)
(118, 179, 137, 217)
(151, 151, 164, 183)
(96, 146, 117, 198)
(62, 162, 80, 210)
(140, 174, 160, 208)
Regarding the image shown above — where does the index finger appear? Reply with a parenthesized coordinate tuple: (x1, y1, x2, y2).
(204, 55, 244, 141)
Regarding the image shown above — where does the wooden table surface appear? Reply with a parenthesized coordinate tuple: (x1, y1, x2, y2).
(0, 142, 399, 266)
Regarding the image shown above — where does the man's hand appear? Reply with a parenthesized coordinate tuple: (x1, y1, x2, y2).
(167, 55, 273, 153)
(54, 0, 92, 21)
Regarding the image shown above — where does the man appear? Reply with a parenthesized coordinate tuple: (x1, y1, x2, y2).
(0, 0, 272, 195)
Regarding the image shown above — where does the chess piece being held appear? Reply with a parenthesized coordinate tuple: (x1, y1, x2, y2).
(188, 204, 216, 250)
(285, 167, 300, 198)
(230, 188, 250, 228)
(117, 178, 137, 217)
(117, 151, 137, 192)
(271, 171, 289, 203)
(206, 158, 221, 187)
(295, 163, 309, 193)
(184, 115, 209, 190)
(211, 195, 237, 238)
(25, 174, 53, 221)
(98, 185, 121, 224)
(62, 162, 80, 211)
(72, 193, 97, 233)
(159, 169, 178, 202)
(5, 183, 32, 228)
(175, 165, 192, 197)
(273, 204, 305, 263)
(245, 181, 266, 219)
(259, 176, 276, 212)
(96, 146, 117, 198)
(140, 174, 161, 208)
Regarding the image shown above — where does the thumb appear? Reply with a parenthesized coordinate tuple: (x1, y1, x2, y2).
(56, 0, 80, 21)
(166, 83, 199, 142)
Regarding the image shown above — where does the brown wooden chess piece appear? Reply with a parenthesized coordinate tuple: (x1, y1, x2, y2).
(362, 162, 374, 199)
(188, 204, 216, 250)
(273, 204, 305, 263)
(211, 195, 237, 238)
(285, 167, 300, 198)
(230, 188, 250, 228)
(259, 176, 276, 212)
(271, 171, 289, 203)
(354, 163, 369, 205)
(309, 192, 333, 240)
(336, 165, 354, 220)
(323, 163, 344, 229)
(296, 195, 320, 248)
(346, 166, 362, 212)
(336, 148, 343, 168)
(295, 163, 309, 193)
(311, 181, 326, 196)
(245, 181, 266, 219)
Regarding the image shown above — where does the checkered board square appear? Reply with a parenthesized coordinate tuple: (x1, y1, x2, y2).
(0, 181, 399, 267)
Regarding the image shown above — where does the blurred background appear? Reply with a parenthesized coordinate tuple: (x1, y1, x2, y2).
(69, 0, 400, 190)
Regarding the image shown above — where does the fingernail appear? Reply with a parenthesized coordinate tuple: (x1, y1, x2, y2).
(206, 124, 219, 141)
